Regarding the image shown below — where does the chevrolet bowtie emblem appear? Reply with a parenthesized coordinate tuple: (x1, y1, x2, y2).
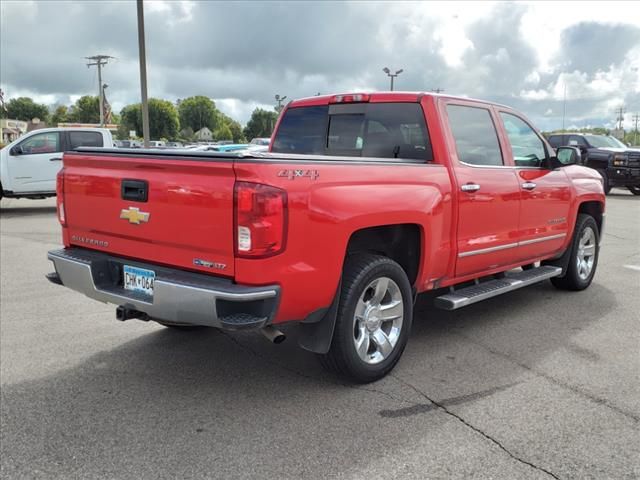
(120, 207, 150, 224)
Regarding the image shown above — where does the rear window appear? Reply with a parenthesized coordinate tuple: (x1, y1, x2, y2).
(69, 131, 103, 149)
(272, 103, 432, 161)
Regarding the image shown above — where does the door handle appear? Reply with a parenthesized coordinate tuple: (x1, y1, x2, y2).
(522, 182, 537, 190)
(461, 183, 480, 192)
(49, 157, 62, 162)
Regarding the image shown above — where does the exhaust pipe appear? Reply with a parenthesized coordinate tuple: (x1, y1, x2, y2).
(261, 325, 286, 344)
(116, 305, 149, 322)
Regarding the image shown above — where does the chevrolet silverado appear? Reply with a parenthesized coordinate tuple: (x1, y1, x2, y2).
(47, 92, 605, 382)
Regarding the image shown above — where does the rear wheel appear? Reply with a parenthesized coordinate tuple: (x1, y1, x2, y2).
(319, 254, 413, 383)
(596, 169, 611, 195)
(551, 214, 599, 291)
(628, 186, 640, 196)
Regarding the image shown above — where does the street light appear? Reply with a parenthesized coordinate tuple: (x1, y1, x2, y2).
(275, 94, 287, 113)
(383, 67, 403, 91)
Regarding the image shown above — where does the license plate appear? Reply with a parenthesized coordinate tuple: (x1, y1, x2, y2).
(123, 265, 155, 297)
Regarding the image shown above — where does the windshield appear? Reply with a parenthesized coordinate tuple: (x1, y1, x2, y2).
(587, 136, 627, 148)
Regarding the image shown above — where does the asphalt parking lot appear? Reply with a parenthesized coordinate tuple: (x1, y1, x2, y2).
(1, 192, 638, 479)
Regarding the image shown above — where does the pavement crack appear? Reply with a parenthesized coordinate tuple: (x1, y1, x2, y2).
(457, 333, 640, 424)
(391, 374, 561, 480)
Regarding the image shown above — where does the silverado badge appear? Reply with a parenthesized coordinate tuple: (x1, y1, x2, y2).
(120, 207, 150, 225)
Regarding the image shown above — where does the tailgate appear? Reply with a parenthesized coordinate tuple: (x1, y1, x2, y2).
(62, 152, 236, 277)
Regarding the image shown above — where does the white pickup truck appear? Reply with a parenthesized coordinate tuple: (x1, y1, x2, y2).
(1, 127, 113, 199)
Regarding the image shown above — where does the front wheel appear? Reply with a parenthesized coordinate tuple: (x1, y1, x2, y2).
(628, 186, 640, 196)
(551, 214, 599, 291)
(319, 254, 413, 383)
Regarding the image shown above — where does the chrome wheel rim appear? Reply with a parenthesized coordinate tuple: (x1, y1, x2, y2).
(352, 277, 404, 365)
(576, 226, 596, 281)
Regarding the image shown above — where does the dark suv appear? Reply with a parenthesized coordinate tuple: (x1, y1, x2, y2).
(547, 134, 640, 195)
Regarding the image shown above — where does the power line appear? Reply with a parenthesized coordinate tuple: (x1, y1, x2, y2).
(431, 88, 445, 93)
(85, 55, 113, 126)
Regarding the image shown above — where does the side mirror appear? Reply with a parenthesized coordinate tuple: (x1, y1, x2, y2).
(548, 146, 581, 168)
(10, 145, 23, 156)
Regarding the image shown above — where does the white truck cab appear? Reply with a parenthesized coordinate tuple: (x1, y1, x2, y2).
(1, 127, 113, 199)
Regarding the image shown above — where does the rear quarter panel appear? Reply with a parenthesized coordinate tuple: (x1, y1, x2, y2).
(233, 158, 453, 323)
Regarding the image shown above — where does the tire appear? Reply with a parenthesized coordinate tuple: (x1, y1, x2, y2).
(319, 254, 413, 383)
(628, 186, 640, 196)
(551, 214, 599, 291)
(596, 169, 611, 195)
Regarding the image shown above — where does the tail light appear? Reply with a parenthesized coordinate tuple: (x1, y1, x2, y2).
(56, 168, 66, 226)
(234, 182, 287, 258)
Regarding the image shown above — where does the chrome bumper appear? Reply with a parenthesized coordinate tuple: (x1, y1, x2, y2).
(47, 248, 280, 330)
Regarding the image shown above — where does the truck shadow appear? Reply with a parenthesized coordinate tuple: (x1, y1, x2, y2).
(0, 205, 57, 217)
(1, 280, 617, 478)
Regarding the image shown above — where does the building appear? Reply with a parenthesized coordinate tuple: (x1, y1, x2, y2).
(194, 127, 213, 141)
(1, 119, 28, 144)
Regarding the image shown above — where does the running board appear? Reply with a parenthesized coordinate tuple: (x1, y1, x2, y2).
(434, 266, 562, 310)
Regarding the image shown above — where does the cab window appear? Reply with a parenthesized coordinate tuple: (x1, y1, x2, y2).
(568, 135, 588, 147)
(446, 105, 503, 166)
(499, 113, 546, 167)
(18, 132, 61, 155)
(69, 131, 103, 149)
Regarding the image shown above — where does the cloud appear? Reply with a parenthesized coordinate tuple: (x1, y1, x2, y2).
(1, 1, 639, 129)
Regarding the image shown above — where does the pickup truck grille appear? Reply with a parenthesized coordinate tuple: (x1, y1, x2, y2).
(627, 152, 640, 167)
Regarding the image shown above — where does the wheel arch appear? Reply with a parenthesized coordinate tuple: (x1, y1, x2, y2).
(345, 223, 422, 287)
(577, 200, 604, 235)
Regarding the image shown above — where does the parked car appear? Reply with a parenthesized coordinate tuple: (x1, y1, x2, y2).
(1, 127, 113, 200)
(547, 133, 640, 195)
(249, 137, 271, 146)
(47, 92, 604, 382)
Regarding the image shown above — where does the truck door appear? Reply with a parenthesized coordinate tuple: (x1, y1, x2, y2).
(444, 102, 521, 277)
(6, 131, 63, 193)
(496, 111, 572, 261)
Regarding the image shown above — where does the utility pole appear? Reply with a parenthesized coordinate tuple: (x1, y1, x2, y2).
(383, 67, 403, 91)
(85, 55, 113, 126)
(431, 88, 445, 93)
(561, 82, 567, 132)
(615, 105, 626, 130)
(137, 0, 150, 147)
(632, 113, 639, 146)
(275, 94, 287, 113)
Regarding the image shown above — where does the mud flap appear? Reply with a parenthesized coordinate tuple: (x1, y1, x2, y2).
(297, 282, 341, 354)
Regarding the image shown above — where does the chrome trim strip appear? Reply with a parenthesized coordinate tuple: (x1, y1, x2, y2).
(518, 233, 566, 246)
(458, 242, 519, 258)
(459, 233, 566, 258)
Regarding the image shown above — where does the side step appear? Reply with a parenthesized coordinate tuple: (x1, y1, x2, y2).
(434, 266, 562, 311)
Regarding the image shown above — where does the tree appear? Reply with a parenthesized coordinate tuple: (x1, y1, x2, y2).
(243, 108, 278, 140)
(50, 105, 69, 126)
(5, 97, 49, 122)
(119, 99, 179, 140)
(214, 124, 233, 141)
(68, 96, 100, 123)
(178, 95, 220, 133)
(219, 112, 246, 143)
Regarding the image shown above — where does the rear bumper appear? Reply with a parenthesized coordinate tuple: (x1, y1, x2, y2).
(606, 167, 640, 186)
(47, 248, 280, 330)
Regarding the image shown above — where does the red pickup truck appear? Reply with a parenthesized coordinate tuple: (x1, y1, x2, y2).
(47, 92, 605, 382)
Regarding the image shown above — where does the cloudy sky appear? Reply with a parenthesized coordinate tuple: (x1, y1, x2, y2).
(1, 1, 639, 130)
